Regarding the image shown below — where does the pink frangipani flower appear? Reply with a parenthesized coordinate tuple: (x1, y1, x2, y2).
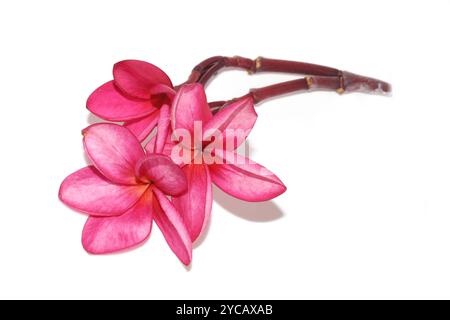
(87, 60, 175, 141)
(60, 56, 391, 264)
(147, 84, 287, 242)
(59, 107, 192, 265)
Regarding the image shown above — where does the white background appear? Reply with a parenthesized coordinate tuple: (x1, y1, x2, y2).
(1, 0, 449, 299)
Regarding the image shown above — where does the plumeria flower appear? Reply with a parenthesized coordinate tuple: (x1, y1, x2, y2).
(146, 84, 287, 242)
(87, 60, 175, 141)
(59, 106, 193, 265)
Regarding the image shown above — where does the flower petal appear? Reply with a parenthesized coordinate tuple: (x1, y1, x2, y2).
(144, 135, 186, 166)
(171, 83, 212, 135)
(123, 110, 160, 142)
(83, 123, 145, 185)
(59, 166, 148, 216)
(82, 189, 153, 254)
(136, 154, 187, 196)
(173, 164, 212, 242)
(87, 81, 157, 121)
(113, 60, 173, 100)
(154, 104, 171, 154)
(147, 83, 176, 98)
(203, 96, 257, 150)
(209, 151, 286, 201)
(153, 187, 192, 265)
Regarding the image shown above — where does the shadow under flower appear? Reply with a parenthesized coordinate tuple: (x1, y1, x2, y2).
(87, 113, 105, 125)
(212, 185, 284, 222)
(192, 185, 284, 251)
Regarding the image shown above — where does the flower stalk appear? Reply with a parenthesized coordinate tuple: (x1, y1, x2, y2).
(183, 56, 391, 109)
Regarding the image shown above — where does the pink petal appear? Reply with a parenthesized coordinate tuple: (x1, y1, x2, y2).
(154, 104, 171, 154)
(87, 81, 157, 121)
(209, 151, 286, 202)
(173, 164, 212, 242)
(83, 123, 145, 185)
(113, 60, 173, 100)
(136, 154, 187, 196)
(59, 166, 148, 216)
(147, 83, 176, 98)
(82, 189, 153, 254)
(171, 83, 212, 135)
(145, 135, 184, 166)
(153, 187, 192, 266)
(124, 110, 160, 142)
(203, 96, 257, 150)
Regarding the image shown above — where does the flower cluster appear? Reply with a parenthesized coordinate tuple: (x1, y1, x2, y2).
(59, 57, 390, 265)
(59, 60, 286, 265)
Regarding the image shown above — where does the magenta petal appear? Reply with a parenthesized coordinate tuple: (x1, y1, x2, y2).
(136, 154, 187, 196)
(124, 110, 160, 142)
(59, 166, 148, 216)
(82, 190, 153, 254)
(147, 84, 176, 98)
(171, 83, 212, 134)
(113, 60, 173, 100)
(83, 123, 145, 185)
(154, 104, 171, 154)
(87, 81, 157, 121)
(145, 137, 156, 154)
(145, 135, 183, 166)
(209, 151, 286, 202)
(173, 164, 212, 242)
(203, 96, 257, 150)
(153, 187, 192, 265)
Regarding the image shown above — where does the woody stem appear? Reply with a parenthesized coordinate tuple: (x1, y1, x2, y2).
(208, 74, 386, 113)
(183, 56, 391, 95)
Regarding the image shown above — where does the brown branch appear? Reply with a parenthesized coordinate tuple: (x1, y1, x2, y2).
(209, 73, 391, 114)
(183, 56, 391, 95)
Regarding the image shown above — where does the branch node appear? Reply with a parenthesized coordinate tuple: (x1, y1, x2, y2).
(336, 87, 345, 94)
(306, 76, 313, 89)
(254, 57, 262, 72)
(336, 72, 345, 94)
